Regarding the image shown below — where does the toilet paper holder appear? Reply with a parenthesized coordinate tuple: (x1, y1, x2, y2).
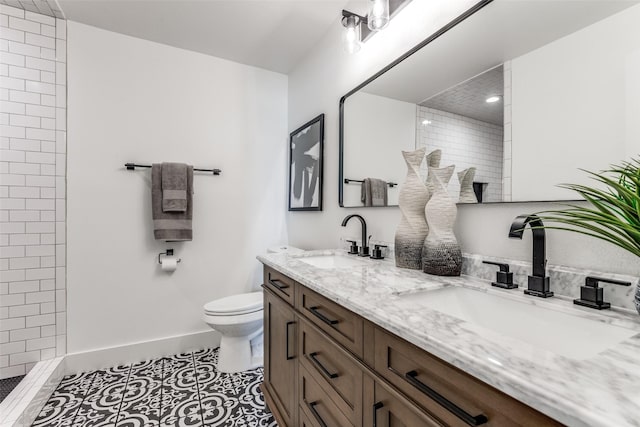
(158, 249, 182, 264)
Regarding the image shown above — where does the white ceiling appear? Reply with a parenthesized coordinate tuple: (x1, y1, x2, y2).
(421, 65, 503, 126)
(57, 0, 360, 73)
(363, 0, 640, 104)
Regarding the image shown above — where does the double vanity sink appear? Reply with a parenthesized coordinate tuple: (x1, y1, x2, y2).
(260, 250, 640, 427)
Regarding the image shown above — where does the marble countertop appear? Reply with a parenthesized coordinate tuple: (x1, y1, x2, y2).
(257, 249, 640, 427)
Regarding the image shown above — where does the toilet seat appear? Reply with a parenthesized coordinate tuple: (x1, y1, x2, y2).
(204, 292, 263, 316)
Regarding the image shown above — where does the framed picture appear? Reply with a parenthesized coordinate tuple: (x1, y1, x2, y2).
(288, 114, 324, 211)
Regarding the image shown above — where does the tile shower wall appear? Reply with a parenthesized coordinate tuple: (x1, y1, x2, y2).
(417, 106, 503, 203)
(0, 4, 66, 379)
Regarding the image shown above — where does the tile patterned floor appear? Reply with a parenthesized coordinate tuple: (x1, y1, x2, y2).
(0, 375, 25, 403)
(32, 348, 277, 426)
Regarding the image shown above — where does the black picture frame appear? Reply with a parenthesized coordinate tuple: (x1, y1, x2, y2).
(288, 114, 324, 211)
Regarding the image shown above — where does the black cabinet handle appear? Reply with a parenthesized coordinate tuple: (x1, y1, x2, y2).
(405, 370, 488, 426)
(309, 352, 339, 379)
(268, 273, 289, 292)
(373, 401, 384, 427)
(306, 400, 328, 427)
(309, 306, 340, 326)
(285, 321, 295, 360)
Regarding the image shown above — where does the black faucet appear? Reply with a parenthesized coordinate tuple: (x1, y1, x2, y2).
(341, 214, 369, 257)
(508, 214, 553, 298)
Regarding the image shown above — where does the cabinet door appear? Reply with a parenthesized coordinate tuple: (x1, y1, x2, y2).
(364, 376, 442, 427)
(263, 287, 297, 426)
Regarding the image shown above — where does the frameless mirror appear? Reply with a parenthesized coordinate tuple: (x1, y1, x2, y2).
(339, 0, 640, 207)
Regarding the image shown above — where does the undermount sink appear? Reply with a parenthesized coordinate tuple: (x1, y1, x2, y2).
(396, 286, 638, 360)
(297, 254, 367, 269)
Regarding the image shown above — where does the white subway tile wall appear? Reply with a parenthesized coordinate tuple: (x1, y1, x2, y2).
(0, 4, 66, 379)
(416, 106, 504, 203)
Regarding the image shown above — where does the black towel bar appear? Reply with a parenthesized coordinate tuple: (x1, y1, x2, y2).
(344, 178, 397, 187)
(125, 163, 221, 175)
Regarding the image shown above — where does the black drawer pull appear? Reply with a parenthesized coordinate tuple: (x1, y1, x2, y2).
(306, 400, 328, 427)
(405, 370, 488, 426)
(309, 306, 340, 326)
(373, 401, 384, 427)
(285, 321, 295, 360)
(309, 352, 339, 379)
(268, 273, 289, 292)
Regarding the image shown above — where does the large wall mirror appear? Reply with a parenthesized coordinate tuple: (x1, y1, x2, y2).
(339, 0, 640, 207)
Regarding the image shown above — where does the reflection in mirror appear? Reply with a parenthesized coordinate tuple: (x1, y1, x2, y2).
(417, 65, 504, 203)
(339, 0, 640, 208)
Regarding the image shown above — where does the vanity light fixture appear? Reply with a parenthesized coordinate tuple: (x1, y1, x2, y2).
(368, 0, 390, 31)
(342, 11, 365, 53)
(341, 0, 412, 54)
(486, 95, 502, 103)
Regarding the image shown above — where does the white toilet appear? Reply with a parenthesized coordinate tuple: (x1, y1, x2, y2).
(203, 292, 264, 373)
(204, 246, 303, 373)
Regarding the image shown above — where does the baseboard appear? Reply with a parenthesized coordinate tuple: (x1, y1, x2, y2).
(64, 330, 220, 375)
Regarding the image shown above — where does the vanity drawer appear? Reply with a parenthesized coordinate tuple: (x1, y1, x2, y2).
(264, 266, 296, 306)
(299, 364, 356, 427)
(374, 328, 560, 427)
(299, 317, 363, 426)
(298, 285, 364, 358)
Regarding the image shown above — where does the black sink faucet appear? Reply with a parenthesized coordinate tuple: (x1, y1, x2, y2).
(341, 214, 369, 257)
(508, 214, 553, 298)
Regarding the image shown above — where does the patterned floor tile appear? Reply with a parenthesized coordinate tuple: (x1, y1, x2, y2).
(71, 391, 121, 427)
(34, 347, 275, 427)
(32, 391, 84, 427)
(57, 371, 97, 397)
(88, 367, 131, 398)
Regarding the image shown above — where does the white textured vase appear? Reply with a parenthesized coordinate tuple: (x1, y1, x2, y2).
(395, 148, 429, 269)
(423, 165, 462, 276)
(458, 167, 478, 203)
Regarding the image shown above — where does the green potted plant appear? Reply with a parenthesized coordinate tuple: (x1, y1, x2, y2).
(537, 158, 640, 314)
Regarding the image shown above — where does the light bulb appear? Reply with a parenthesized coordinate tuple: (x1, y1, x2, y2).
(342, 15, 361, 53)
(486, 95, 502, 103)
(368, 0, 390, 31)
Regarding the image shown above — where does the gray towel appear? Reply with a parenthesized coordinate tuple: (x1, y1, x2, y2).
(152, 164, 193, 241)
(361, 178, 388, 207)
(162, 162, 188, 212)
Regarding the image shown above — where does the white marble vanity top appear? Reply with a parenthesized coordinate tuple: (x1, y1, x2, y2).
(257, 249, 640, 427)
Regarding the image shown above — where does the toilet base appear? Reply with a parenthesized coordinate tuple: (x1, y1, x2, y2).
(217, 331, 264, 373)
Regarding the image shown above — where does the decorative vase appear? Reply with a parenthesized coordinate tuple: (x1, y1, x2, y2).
(395, 148, 429, 269)
(423, 165, 462, 276)
(458, 167, 478, 203)
(426, 149, 442, 170)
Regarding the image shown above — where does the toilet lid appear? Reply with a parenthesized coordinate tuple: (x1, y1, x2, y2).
(204, 292, 263, 316)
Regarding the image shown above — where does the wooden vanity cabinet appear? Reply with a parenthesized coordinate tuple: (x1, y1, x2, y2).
(261, 266, 562, 427)
(262, 285, 298, 427)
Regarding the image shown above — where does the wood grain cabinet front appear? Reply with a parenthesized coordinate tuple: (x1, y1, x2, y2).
(299, 317, 364, 426)
(264, 266, 296, 306)
(373, 327, 561, 427)
(297, 285, 364, 358)
(262, 287, 298, 427)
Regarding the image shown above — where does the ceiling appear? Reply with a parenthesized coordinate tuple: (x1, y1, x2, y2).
(421, 65, 503, 126)
(363, 0, 640, 104)
(0, 0, 64, 18)
(56, 0, 360, 74)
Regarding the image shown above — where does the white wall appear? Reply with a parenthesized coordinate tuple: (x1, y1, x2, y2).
(66, 22, 288, 354)
(0, 4, 67, 379)
(343, 91, 415, 206)
(511, 3, 640, 201)
(287, 1, 640, 277)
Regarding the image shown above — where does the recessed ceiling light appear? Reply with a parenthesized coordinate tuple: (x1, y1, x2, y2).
(486, 95, 502, 103)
